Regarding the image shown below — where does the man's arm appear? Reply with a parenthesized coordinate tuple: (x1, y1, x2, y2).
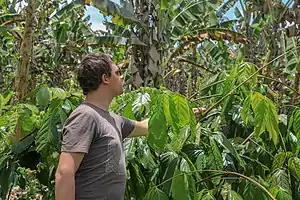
(125, 107, 203, 138)
(127, 118, 148, 138)
(55, 152, 84, 200)
(55, 111, 96, 200)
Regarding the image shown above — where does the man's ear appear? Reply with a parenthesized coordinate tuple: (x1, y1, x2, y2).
(101, 74, 110, 85)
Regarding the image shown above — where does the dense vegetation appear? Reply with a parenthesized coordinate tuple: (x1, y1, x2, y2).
(0, 0, 300, 199)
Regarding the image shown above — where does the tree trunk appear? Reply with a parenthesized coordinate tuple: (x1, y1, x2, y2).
(14, 0, 37, 140)
(15, 0, 36, 101)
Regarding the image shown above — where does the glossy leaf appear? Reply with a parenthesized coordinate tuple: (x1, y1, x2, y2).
(51, 88, 67, 100)
(288, 157, 300, 181)
(270, 169, 292, 195)
(148, 95, 168, 150)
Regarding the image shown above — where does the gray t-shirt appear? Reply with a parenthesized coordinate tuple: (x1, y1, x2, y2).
(60, 101, 135, 200)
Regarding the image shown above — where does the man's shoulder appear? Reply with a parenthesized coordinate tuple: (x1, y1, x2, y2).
(65, 103, 101, 123)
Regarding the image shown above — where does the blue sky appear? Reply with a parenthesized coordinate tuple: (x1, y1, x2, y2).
(84, 0, 291, 31)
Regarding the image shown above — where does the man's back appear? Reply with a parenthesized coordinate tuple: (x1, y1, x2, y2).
(61, 102, 135, 199)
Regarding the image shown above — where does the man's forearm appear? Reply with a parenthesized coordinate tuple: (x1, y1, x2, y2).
(55, 172, 75, 200)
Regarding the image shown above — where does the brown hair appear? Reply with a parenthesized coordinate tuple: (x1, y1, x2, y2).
(77, 53, 112, 95)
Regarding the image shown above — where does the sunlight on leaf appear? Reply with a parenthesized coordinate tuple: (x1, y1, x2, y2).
(251, 92, 280, 145)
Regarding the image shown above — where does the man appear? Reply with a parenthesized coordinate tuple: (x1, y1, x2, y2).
(55, 53, 206, 200)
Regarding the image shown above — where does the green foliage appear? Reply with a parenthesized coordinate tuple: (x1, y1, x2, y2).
(251, 92, 280, 145)
(1, 0, 300, 199)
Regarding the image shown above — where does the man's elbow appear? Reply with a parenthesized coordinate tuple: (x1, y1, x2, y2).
(55, 167, 75, 183)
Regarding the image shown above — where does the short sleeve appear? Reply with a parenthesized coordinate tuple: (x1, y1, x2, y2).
(120, 117, 135, 139)
(61, 111, 96, 154)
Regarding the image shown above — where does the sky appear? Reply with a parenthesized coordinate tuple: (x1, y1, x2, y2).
(84, 0, 292, 31)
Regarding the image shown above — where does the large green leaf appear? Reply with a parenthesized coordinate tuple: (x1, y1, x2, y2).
(0, 26, 19, 32)
(271, 152, 293, 172)
(128, 162, 147, 198)
(148, 95, 168, 151)
(160, 0, 168, 10)
(206, 137, 223, 170)
(11, 134, 34, 155)
(35, 100, 62, 153)
(213, 132, 246, 168)
(269, 169, 292, 195)
(238, 62, 258, 88)
(243, 180, 269, 200)
(251, 92, 280, 145)
(143, 186, 169, 200)
(0, 91, 13, 107)
(123, 99, 136, 120)
(162, 157, 179, 196)
(132, 92, 150, 119)
(196, 150, 207, 170)
(228, 190, 243, 200)
(241, 92, 252, 126)
(36, 87, 51, 107)
(292, 108, 300, 137)
(172, 94, 190, 128)
(51, 88, 67, 100)
(163, 94, 172, 125)
(167, 94, 180, 134)
(197, 190, 215, 200)
(171, 169, 192, 200)
(288, 157, 300, 181)
(271, 187, 293, 200)
(169, 125, 190, 152)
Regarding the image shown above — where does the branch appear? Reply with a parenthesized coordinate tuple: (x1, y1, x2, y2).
(258, 75, 300, 96)
(177, 57, 215, 73)
(1, 19, 24, 26)
(201, 45, 300, 118)
(191, 93, 222, 101)
(154, 169, 276, 200)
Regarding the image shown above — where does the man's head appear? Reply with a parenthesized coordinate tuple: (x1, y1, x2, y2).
(77, 53, 123, 97)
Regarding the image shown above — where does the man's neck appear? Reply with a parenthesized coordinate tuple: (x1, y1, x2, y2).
(84, 91, 113, 112)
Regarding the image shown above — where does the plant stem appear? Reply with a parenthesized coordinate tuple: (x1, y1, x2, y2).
(258, 75, 300, 96)
(250, 138, 275, 159)
(191, 93, 222, 101)
(201, 45, 300, 118)
(177, 57, 215, 73)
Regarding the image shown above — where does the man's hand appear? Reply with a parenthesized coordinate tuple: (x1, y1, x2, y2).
(193, 107, 206, 116)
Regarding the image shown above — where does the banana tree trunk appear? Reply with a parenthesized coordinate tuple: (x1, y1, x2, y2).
(14, 0, 36, 140)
